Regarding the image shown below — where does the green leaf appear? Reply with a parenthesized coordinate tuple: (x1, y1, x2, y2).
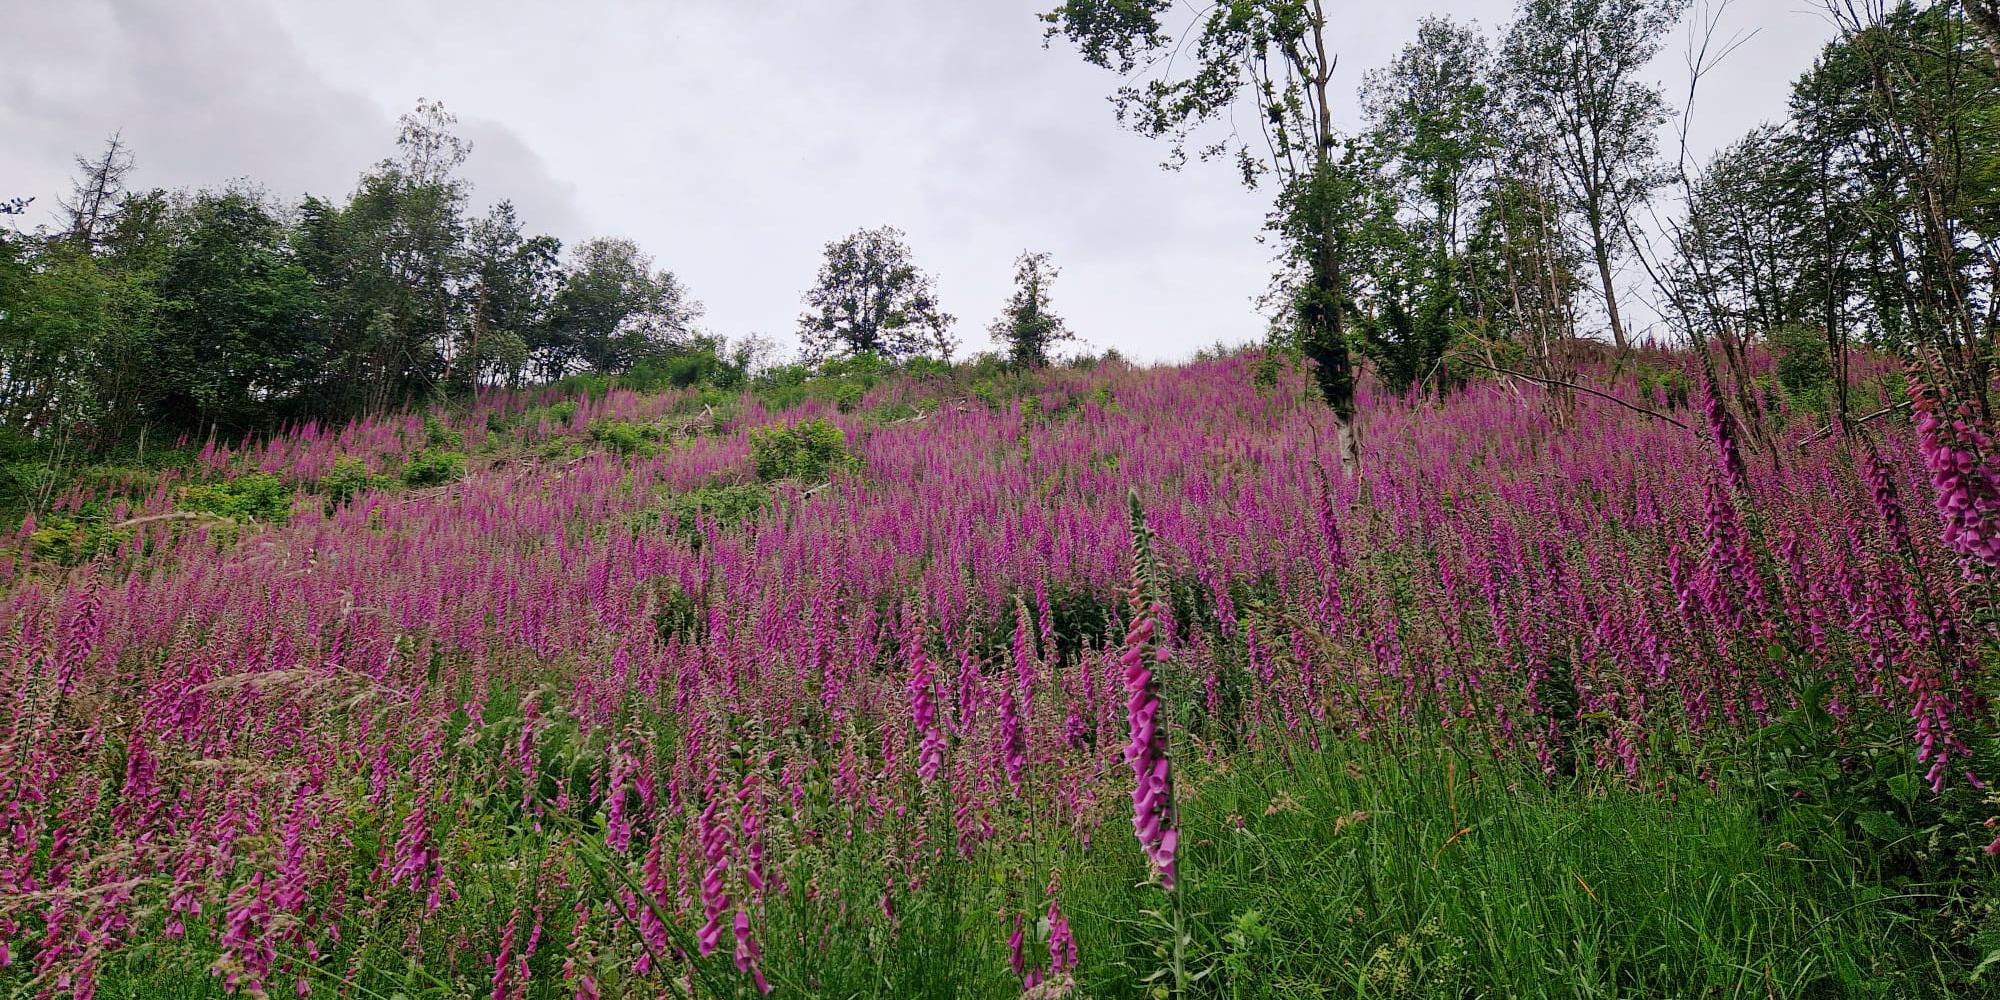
(1884, 773, 1920, 805)
(1854, 811, 1904, 842)
(1971, 949, 2000, 983)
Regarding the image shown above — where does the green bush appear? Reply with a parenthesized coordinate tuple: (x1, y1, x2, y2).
(0, 461, 53, 509)
(422, 412, 463, 450)
(589, 419, 670, 457)
(624, 339, 751, 393)
(320, 456, 393, 509)
(1772, 324, 1835, 413)
(401, 450, 466, 487)
(0, 426, 40, 464)
(177, 472, 294, 522)
(27, 512, 130, 565)
(525, 400, 582, 430)
(751, 352, 899, 412)
(659, 482, 771, 541)
(748, 419, 852, 482)
(871, 401, 921, 424)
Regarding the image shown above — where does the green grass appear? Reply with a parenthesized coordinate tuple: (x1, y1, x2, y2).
(86, 726, 1982, 1000)
(1063, 739, 1963, 999)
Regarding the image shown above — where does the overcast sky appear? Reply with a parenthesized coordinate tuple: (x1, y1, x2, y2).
(3, 0, 1841, 362)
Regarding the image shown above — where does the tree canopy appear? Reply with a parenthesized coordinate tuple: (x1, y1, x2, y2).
(798, 226, 956, 363)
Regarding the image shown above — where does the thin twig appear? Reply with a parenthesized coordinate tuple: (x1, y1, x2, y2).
(1448, 354, 1694, 430)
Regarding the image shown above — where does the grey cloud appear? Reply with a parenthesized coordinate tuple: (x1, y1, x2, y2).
(0, 0, 584, 240)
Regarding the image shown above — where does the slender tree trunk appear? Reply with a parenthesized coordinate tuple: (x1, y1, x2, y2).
(1587, 211, 1629, 351)
(1819, 145, 1851, 433)
(1306, 7, 1361, 475)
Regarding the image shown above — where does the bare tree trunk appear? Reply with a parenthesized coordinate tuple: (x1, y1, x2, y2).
(1587, 211, 1630, 352)
(1308, 3, 1362, 476)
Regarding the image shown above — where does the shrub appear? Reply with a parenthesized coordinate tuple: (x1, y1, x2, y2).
(1, 461, 53, 510)
(1772, 324, 1835, 412)
(749, 419, 852, 482)
(872, 401, 921, 424)
(656, 482, 772, 544)
(547, 372, 613, 401)
(177, 472, 294, 522)
(320, 456, 392, 509)
(752, 352, 900, 412)
(422, 412, 463, 450)
(401, 450, 466, 488)
(516, 400, 582, 434)
(589, 419, 669, 457)
(625, 339, 751, 393)
(27, 513, 130, 565)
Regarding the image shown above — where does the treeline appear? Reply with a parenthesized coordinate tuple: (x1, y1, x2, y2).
(1285, 0, 1999, 410)
(14, 1, 1995, 467)
(0, 100, 1081, 465)
(1681, 1, 1999, 421)
(0, 101, 723, 455)
(1046, 0, 2000, 451)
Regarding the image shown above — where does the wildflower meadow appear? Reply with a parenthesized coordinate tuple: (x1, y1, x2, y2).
(1, 348, 1996, 998)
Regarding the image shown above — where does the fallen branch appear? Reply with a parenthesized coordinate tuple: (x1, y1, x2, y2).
(108, 510, 232, 531)
(1447, 355, 1693, 430)
(398, 483, 458, 505)
(1796, 400, 1911, 450)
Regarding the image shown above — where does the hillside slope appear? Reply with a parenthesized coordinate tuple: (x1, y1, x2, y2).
(3, 352, 1996, 998)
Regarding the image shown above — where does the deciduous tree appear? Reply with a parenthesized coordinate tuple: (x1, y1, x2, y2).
(798, 226, 956, 363)
(1500, 0, 1684, 352)
(991, 250, 1074, 367)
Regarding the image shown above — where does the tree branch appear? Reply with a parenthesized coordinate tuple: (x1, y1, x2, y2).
(1447, 353, 1693, 429)
(1795, 399, 1910, 448)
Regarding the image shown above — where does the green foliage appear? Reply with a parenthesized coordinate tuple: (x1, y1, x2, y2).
(651, 580, 706, 642)
(621, 336, 753, 393)
(748, 419, 852, 482)
(870, 400, 922, 424)
(484, 408, 521, 434)
(1500, 0, 1681, 351)
(27, 512, 130, 565)
(545, 400, 580, 425)
(176, 472, 294, 522)
(542, 237, 703, 377)
(422, 412, 462, 450)
(544, 372, 613, 401)
(319, 456, 392, 509)
(589, 419, 672, 457)
(1773, 323, 1836, 412)
(990, 250, 1074, 367)
(798, 227, 957, 363)
(0, 461, 55, 512)
(1054, 735, 1977, 998)
(1738, 676, 2000, 956)
(145, 188, 322, 434)
(400, 449, 465, 487)
(0, 102, 739, 464)
(653, 481, 772, 543)
(753, 353, 898, 413)
(1047, 0, 1361, 415)
(1636, 363, 1693, 409)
